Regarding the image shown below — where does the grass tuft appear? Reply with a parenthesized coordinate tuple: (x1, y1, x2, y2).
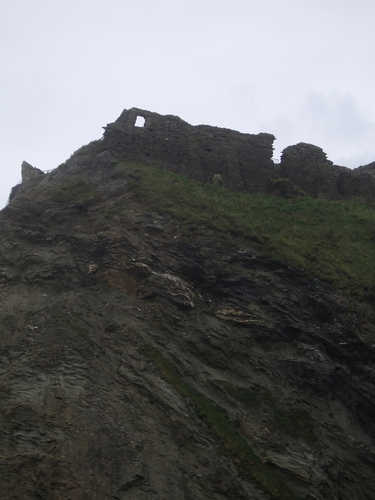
(140, 343, 301, 500)
(50, 179, 97, 203)
(219, 382, 317, 444)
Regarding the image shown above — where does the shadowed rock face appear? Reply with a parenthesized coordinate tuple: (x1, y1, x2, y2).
(1, 131, 375, 499)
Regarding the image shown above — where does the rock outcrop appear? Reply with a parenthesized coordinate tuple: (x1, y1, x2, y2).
(8, 161, 45, 203)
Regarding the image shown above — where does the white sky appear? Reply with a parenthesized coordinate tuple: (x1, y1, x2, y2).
(1, 0, 374, 207)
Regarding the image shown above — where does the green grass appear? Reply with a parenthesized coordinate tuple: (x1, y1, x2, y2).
(140, 343, 301, 500)
(219, 382, 317, 444)
(50, 179, 97, 203)
(114, 162, 375, 297)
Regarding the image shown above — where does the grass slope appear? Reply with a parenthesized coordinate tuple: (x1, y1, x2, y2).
(113, 162, 375, 297)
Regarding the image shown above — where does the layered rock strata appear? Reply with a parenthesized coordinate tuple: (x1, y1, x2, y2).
(1, 140, 375, 498)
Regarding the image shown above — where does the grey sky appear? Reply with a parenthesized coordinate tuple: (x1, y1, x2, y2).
(1, 0, 374, 207)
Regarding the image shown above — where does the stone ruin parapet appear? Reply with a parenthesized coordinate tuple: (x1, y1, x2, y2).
(21, 161, 45, 183)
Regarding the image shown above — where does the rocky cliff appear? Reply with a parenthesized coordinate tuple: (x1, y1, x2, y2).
(1, 109, 375, 499)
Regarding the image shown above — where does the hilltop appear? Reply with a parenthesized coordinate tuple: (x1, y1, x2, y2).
(10, 107, 375, 203)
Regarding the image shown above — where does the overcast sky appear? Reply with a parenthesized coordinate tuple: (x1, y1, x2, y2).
(1, 0, 374, 207)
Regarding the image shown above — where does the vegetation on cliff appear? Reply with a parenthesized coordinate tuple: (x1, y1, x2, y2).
(140, 344, 300, 500)
(2, 143, 375, 498)
(109, 161, 375, 297)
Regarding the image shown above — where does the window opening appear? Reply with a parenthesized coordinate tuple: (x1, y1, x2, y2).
(135, 116, 145, 127)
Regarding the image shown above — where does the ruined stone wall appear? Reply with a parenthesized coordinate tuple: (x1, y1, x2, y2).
(273, 143, 375, 200)
(8, 162, 46, 203)
(21, 161, 45, 183)
(10, 109, 375, 203)
(102, 108, 276, 194)
(274, 143, 340, 199)
(337, 162, 375, 200)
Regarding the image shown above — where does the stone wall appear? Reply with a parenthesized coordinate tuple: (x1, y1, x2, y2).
(10, 108, 375, 203)
(102, 108, 276, 194)
(103, 108, 375, 200)
(21, 161, 45, 183)
(276, 143, 339, 198)
(338, 161, 375, 200)
(8, 162, 46, 203)
(272, 143, 375, 200)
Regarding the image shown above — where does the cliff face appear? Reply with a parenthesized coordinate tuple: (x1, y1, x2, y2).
(1, 110, 375, 500)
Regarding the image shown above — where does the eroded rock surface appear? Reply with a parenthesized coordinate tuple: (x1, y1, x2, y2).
(1, 142, 375, 499)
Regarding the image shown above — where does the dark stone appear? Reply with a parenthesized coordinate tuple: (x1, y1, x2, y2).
(337, 163, 375, 200)
(21, 161, 45, 183)
(2, 123, 375, 498)
(7, 109, 375, 203)
(102, 107, 276, 194)
(275, 143, 339, 199)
